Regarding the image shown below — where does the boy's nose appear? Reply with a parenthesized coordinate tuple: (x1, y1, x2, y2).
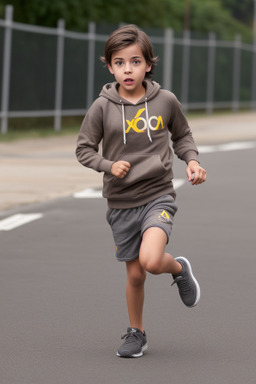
(124, 63, 132, 73)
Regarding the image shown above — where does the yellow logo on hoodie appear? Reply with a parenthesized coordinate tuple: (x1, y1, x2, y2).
(126, 108, 164, 133)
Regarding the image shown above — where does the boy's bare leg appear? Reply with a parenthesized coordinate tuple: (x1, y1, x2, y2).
(124, 227, 199, 336)
(125, 258, 146, 333)
(140, 227, 201, 308)
(125, 227, 181, 333)
(139, 227, 182, 275)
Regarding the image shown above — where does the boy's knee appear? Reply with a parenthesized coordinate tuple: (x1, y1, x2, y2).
(142, 260, 161, 275)
(139, 252, 161, 275)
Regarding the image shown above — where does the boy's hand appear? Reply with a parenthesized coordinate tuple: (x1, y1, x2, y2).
(186, 160, 206, 185)
(111, 161, 131, 179)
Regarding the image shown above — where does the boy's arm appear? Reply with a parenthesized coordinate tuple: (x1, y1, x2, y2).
(168, 96, 198, 164)
(76, 102, 113, 174)
(168, 94, 206, 184)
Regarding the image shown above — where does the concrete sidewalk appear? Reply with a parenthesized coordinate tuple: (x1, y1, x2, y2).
(1, 111, 256, 212)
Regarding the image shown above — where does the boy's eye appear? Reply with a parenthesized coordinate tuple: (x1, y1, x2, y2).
(115, 61, 123, 66)
(133, 60, 140, 65)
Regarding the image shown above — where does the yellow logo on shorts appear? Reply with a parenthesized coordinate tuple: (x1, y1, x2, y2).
(158, 210, 170, 223)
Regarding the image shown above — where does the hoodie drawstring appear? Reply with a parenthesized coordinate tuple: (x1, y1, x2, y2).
(121, 102, 127, 145)
(145, 98, 152, 143)
(121, 99, 152, 145)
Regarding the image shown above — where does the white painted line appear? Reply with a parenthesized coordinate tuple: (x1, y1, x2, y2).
(218, 142, 256, 152)
(198, 141, 256, 154)
(74, 179, 186, 199)
(0, 213, 43, 231)
(197, 145, 216, 153)
(73, 188, 102, 198)
(173, 178, 186, 189)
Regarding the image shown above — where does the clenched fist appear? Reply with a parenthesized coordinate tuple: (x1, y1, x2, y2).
(111, 161, 131, 179)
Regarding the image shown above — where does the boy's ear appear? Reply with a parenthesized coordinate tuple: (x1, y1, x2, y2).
(146, 64, 152, 73)
(108, 64, 114, 75)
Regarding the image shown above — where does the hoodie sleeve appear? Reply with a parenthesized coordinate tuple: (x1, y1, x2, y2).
(76, 99, 114, 174)
(168, 94, 199, 164)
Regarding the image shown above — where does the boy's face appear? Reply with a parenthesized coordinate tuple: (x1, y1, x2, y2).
(108, 43, 152, 100)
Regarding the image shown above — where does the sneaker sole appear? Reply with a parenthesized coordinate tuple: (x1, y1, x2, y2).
(175, 256, 201, 307)
(116, 343, 148, 358)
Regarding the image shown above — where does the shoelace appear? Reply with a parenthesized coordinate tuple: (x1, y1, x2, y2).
(121, 331, 142, 345)
(171, 275, 191, 294)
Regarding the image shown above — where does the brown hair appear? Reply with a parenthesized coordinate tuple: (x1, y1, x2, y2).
(101, 24, 158, 79)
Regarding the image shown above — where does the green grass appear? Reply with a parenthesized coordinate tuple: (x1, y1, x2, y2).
(0, 117, 82, 142)
(0, 125, 80, 142)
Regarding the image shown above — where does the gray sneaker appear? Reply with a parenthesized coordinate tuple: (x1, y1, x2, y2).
(117, 327, 148, 358)
(172, 256, 200, 307)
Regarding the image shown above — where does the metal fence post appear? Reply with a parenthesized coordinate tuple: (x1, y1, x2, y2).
(54, 19, 65, 131)
(1, 5, 13, 134)
(181, 30, 190, 112)
(163, 28, 174, 91)
(87, 22, 96, 109)
(252, 0, 256, 109)
(252, 43, 256, 110)
(232, 34, 241, 111)
(206, 32, 216, 114)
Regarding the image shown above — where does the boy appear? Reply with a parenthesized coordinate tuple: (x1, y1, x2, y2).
(76, 24, 206, 358)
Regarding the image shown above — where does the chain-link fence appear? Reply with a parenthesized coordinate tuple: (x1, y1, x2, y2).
(1, 5, 256, 134)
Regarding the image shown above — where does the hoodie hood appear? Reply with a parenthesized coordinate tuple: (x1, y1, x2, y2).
(99, 79, 161, 104)
(99, 80, 161, 144)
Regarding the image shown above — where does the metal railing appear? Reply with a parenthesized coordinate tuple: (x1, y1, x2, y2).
(1, 4, 256, 133)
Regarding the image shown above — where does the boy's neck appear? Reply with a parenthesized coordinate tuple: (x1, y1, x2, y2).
(118, 84, 146, 104)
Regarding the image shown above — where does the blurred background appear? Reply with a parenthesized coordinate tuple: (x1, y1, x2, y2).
(0, 0, 256, 136)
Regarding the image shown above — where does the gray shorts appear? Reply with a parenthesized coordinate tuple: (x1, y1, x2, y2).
(106, 195, 178, 262)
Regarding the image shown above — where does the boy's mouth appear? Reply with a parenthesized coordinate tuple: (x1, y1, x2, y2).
(124, 78, 134, 85)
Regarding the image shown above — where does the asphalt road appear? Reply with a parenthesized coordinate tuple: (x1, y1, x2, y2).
(1, 145, 256, 384)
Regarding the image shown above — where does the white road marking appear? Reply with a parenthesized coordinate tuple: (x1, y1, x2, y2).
(73, 188, 102, 198)
(198, 141, 256, 154)
(73, 179, 186, 199)
(173, 178, 186, 189)
(0, 213, 43, 231)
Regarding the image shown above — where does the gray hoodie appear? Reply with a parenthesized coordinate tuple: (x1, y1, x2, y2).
(76, 80, 199, 209)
